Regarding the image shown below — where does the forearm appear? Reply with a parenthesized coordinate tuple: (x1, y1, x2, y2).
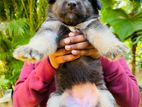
(13, 57, 55, 107)
(100, 57, 140, 107)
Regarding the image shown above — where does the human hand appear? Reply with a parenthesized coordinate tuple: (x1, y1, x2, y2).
(49, 32, 101, 69)
(48, 49, 80, 69)
(59, 32, 101, 59)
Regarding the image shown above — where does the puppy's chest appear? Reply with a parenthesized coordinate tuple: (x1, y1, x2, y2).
(56, 25, 81, 43)
(56, 18, 98, 43)
(56, 25, 71, 43)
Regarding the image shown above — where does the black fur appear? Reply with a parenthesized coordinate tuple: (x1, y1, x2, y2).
(48, 0, 56, 4)
(55, 57, 107, 93)
(57, 25, 71, 45)
(48, 0, 107, 95)
(48, 0, 101, 14)
(89, 0, 101, 14)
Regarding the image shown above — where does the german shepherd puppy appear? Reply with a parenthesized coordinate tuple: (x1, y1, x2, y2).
(13, 0, 126, 106)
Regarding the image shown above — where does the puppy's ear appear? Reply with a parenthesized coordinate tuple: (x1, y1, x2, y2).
(48, 0, 56, 4)
(95, 0, 101, 10)
(89, 0, 101, 14)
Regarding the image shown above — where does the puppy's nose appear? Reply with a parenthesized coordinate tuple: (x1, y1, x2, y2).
(67, 2, 77, 8)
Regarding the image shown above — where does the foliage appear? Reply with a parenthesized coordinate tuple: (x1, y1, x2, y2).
(0, 18, 30, 90)
(137, 39, 142, 70)
(100, 0, 142, 74)
(0, 61, 6, 75)
(0, 0, 48, 91)
(101, 9, 142, 41)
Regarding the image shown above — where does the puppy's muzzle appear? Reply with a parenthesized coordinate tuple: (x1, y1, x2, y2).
(67, 1, 77, 10)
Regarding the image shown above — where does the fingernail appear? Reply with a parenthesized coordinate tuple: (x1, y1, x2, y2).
(72, 50, 78, 55)
(64, 38, 70, 44)
(65, 45, 71, 50)
(69, 32, 75, 36)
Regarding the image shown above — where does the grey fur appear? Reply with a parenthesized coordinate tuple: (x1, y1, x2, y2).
(13, 0, 126, 106)
(13, 0, 128, 61)
(47, 57, 117, 107)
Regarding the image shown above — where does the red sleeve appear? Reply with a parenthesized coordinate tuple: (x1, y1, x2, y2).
(13, 57, 55, 107)
(100, 57, 140, 107)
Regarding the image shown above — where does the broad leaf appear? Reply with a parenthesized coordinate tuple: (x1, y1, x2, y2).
(101, 8, 142, 41)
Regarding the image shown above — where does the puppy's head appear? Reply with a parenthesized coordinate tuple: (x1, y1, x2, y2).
(48, 0, 101, 26)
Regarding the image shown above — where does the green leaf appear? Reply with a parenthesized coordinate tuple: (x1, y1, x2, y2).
(101, 8, 142, 41)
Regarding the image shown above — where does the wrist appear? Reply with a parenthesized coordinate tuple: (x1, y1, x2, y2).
(48, 56, 59, 69)
(35, 57, 55, 82)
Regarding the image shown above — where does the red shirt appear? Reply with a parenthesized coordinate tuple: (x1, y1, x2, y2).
(13, 57, 140, 107)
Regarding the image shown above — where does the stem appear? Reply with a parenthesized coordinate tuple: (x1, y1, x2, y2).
(131, 33, 138, 75)
(29, 0, 34, 32)
(21, 0, 28, 18)
(131, 43, 137, 75)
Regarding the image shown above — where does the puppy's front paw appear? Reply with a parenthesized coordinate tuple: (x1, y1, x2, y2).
(13, 45, 44, 62)
(103, 44, 129, 60)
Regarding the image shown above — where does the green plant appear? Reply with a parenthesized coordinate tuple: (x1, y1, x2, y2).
(100, 0, 142, 74)
(0, 18, 31, 90)
(0, 0, 48, 91)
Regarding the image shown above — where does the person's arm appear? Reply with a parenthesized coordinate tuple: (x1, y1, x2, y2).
(13, 48, 80, 107)
(100, 57, 140, 107)
(13, 57, 55, 107)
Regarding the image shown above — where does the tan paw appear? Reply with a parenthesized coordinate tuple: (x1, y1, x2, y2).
(13, 45, 44, 62)
(103, 44, 129, 60)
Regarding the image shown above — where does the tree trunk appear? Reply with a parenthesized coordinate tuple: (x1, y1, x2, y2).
(131, 42, 137, 75)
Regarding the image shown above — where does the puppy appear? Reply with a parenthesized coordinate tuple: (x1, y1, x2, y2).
(47, 57, 117, 107)
(13, 0, 128, 61)
(13, 0, 127, 106)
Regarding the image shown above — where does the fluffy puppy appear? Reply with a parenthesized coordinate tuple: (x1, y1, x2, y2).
(13, 0, 128, 61)
(48, 57, 117, 107)
(13, 0, 127, 107)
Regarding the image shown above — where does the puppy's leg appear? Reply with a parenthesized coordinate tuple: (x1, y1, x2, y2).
(85, 21, 129, 59)
(13, 20, 63, 62)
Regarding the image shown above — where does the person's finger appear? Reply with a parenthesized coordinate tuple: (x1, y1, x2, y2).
(68, 32, 81, 37)
(71, 49, 101, 59)
(59, 38, 70, 47)
(53, 49, 71, 56)
(56, 54, 80, 64)
(84, 44, 94, 49)
(64, 35, 86, 46)
(59, 34, 86, 47)
(49, 49, 72, 69)
(65, 42, 89, 50)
